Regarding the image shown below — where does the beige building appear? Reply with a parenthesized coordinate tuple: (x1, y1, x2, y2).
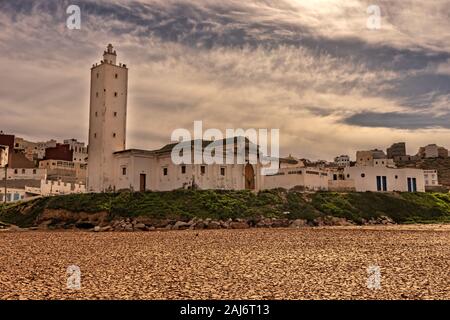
(356, 149, 395, 167)
(417, 144, 449, 159)
(39, 159, 87, 184)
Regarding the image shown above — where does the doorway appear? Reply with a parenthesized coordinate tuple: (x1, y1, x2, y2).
(140, 174, 146, 192)
(245, 164, 255, 190)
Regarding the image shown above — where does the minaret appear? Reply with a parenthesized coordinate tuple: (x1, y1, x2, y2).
(87, 44, 128, 192)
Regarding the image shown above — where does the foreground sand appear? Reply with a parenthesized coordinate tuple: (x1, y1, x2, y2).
(1, 225, 450, 300)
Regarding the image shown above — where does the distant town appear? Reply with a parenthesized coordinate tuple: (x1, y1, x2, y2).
(0, 128, 448, 203)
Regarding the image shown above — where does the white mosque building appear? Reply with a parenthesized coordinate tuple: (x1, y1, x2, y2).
(87, 45, 426, 194)
(87, 45, 263, 192)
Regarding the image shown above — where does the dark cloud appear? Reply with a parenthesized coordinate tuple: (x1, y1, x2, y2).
(344, 111, 450, 129)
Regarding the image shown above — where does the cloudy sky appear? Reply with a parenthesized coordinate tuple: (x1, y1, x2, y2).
(0, 0, 449, 160)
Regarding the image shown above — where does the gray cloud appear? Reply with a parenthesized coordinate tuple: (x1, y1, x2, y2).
(0, 0, 449, 160)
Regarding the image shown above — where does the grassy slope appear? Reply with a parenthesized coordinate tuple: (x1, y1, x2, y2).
(1, 190, 450, 227)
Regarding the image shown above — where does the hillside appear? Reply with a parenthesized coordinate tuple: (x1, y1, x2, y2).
(1, 190, 450, 228)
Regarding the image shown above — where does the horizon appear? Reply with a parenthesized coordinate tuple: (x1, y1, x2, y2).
(0, 0, 449, 161)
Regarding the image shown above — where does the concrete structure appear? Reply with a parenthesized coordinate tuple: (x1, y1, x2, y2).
(262, 166, 329, 191)
(6, 168, 46, 180)
(40, 179, 86, 196)
(64, 139, 88, 164)
(334, 155, 350, 167)
(387, 142, 406, 159)
(356, 149, 395, 168)
(417, 144, 448, 159)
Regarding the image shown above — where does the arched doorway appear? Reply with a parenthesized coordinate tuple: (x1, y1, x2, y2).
(245, 164, 255, 190)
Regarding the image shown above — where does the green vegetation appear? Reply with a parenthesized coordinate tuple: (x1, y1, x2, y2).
(1, 190, 450, 227)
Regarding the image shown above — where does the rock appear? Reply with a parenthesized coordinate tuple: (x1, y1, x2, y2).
(207, 221, 221, 229)
(256, 218, 273, 228)
(289, 219, 307, 228)
(38, 220, 53, 230)
(380, 216, 395, 225)
(75, 221, 95, 229)
(271, 219, 290, 228)
(124, 224, 133, 232)
(313, 216, 354, 226)
(193, 222, 206, 230)
(94, 226, 101, 232)
(230, 221, 249, 229)
(173, 221, 190, 230)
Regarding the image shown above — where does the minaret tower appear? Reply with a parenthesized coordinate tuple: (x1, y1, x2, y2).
(88, 44, 128, 192)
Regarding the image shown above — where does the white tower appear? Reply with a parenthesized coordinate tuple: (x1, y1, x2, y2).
(88, 44, 128, 192)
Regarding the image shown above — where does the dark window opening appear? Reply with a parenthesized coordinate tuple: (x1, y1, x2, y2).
(181, 165, 186, 174)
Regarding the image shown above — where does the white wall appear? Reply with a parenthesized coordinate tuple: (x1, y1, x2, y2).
(262, 166, 329, 191)
(344, 166, 425, 192)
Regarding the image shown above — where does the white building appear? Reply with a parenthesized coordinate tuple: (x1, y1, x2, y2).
(334, 155, 350, 167)
(6, 168, 46, 180)
(64, 138, 88, 164)
(340, 166, 425, 192)
(87, 45, 262, 193)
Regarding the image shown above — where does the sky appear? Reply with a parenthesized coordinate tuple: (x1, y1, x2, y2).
(0, 0, 449, 161)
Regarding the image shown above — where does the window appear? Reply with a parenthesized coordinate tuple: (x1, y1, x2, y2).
(94, 133, 97, 138)
(163, 167, 168, 176)
(220, 167, 226, 176)
(113, 133, 116, 137)
(115, 73, 118, 79)
(114, 92, 118, 97)
(97, 73, 99, 78)
(347, 174, 350, 178)
(14, 169, 18, 174)
(22, 169, 25, 174)
(361, 173, 365, 178)
(395, 175, 398, 179)
(95, 111, 98, 117)
(376, 176, 387, 191)
(96, 92, 98, 97)
(181, 165, 186, 174)
(200, 166, 206, 175)
(33, 169, 36, 174)
(113, 112, 117, 117)
(122, 167, 127, 175)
